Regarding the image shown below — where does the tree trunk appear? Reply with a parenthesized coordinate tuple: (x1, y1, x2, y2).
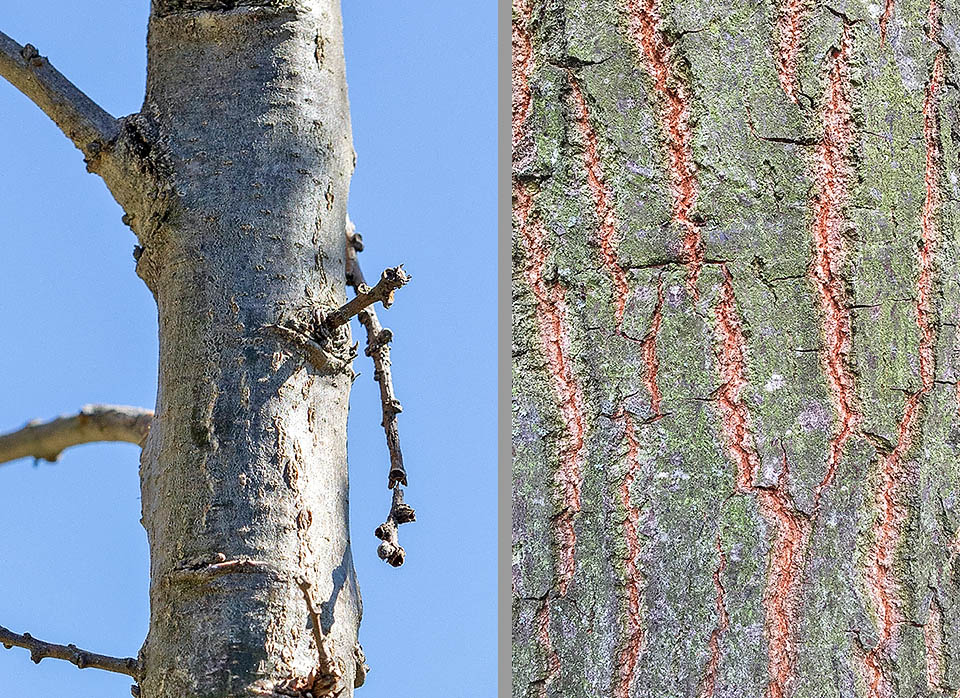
(77, 1, 363, 696)
(512, 0, 960, 697)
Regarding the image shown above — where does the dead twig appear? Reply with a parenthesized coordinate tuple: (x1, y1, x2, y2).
(0, 624, 140, 679)
(0, 405, 152, 466)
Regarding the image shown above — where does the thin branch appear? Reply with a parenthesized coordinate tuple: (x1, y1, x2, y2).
(294, 578, 343, 696)
(345, 233, 407, 489)
(0, 31, 119, 160)
(0, 624, 140, 679)
(0, 405, 152, 466)
(325, 264, 411, 330)
(374, 487, 416, 567)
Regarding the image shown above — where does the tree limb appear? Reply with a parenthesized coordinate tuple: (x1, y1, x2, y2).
(344, 231, 407, 489)
(0, 624, 140, 679)
(0, 405, 152, 465)
(0, 30, 119, 160)
(325, 264, 410, 330)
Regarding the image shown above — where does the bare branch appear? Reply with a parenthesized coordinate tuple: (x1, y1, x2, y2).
(0, 405, 152, 466)
(0, 31, 119, 160)
(325, 264, 410, 329)
(345, 233, 407, 489)
(0, 624, 140, 679)
(374, 487, 416, 567)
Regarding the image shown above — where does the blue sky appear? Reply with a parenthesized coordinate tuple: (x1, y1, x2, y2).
(0, 3, 495, 696)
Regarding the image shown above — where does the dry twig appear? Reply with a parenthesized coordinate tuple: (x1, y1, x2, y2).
(345, 223, 417, 567)
(0, 405, 152, 465)
(0, 624, 140, 678)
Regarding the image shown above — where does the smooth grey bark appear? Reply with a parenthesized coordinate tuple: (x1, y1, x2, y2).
(1, 2, 367, 696)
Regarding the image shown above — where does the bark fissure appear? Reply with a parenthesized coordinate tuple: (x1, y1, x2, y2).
(774, 0, 811, 103)
(622, 0, 703, 293)
(515, 182, 587, 597)
(809, 24, 859, 500)
(614, 412, 647, 698)
(713, 266, 812, 698)
(567, 70, 630, 331)
(699, 537, 728, 698)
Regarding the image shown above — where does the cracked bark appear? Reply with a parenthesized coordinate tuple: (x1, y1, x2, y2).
(1, 2, 369, 696)
(513, 1, 960, 697)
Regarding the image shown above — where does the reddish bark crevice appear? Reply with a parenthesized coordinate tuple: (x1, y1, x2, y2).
(774, 0, 811, 103)
(622, 0, 702, 294)
(713, 266, 812, 698)
(861, 44, 943, 698)
(809, 25, 859, 501)
(512, 0, 534, 151)
(714, 265, 762, 493)
(614, 412, 646, 698)
(567, 71, 631, 331)
(699, 537, 729, 698)
(879, 0, 895, 45)
(515, 183, 586, 597)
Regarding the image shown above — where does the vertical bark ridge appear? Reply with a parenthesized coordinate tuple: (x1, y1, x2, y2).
(809, 23, 859, 500)
(515, 183, 586, 598)
(640, 277, 664, 418)
(512, 0, 535, 151)
(567, 70, 630, 331)
(774, 0, 811, 103)
(924, 596, 944, 692)
(534, 600, 562, 698)
(613, 412, 646, 698)
(862, 35, 944, 698)
(622, 0, 702, 294)
(713, 264, 812, 698)
(699, 536, 728, 698)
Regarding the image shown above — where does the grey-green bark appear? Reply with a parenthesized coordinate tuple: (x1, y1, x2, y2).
(512, 0, 960, 697)
(1, 2, 366, 696)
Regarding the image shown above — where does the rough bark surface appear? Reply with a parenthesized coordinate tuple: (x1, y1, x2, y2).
(512, 0, 960, 697)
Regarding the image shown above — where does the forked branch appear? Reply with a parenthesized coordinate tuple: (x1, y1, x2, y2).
(0, 624, 140, 679)
(346, 221, 417, 567)
(344, 230, 408, 489)
(0, 405, 152, 465)
(0, 31, 119, 160)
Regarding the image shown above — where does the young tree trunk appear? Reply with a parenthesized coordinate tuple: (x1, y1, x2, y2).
(512, 1, 959, 697)
(134, 3, 362, 697)
(2, 1, 365, 696)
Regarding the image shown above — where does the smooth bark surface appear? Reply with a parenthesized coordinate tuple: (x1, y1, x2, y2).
(512, 0, 960, 697)
(135, 2, 362, 696)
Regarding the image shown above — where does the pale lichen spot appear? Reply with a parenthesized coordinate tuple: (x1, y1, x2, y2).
(765, 373, 785, 392)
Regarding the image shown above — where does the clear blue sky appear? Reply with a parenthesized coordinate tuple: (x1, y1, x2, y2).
(0, 3, 495, 696)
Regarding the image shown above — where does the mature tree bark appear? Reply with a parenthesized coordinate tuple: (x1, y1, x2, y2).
(513, 0, 960, 697)
(0, 2, 414, 696)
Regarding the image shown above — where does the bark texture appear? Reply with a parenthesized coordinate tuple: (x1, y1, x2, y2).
(134, 2, 362, 696)
(512, 0, 960, 697)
